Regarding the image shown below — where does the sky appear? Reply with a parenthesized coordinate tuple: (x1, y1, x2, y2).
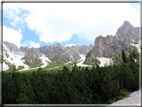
(2, 2, 140, 48)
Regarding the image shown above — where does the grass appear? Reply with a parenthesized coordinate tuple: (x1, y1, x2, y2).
(18, 60, 84, 74)
(3, 56, 93, 75)
(17, 66, 24, 71)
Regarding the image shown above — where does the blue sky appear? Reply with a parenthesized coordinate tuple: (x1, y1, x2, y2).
(3, 3, 140, 48)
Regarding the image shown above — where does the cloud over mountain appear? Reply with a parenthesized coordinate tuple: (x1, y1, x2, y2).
(3, 3, 140, 46)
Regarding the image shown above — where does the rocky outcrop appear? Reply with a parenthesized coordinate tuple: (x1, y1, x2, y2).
(19, 46, 26, 52)
(3, 41, 19, 54)
(66, 44, 94, 55)
(30, 47, 42, 58)
(83, 50, 100, 66)
(93, 35, 127, 57)
(84, 35, 127, 65)
(23, 47, 40, 65)
(39, 43, 80, 64)
(84, 21, 140, 66)
(115, 21, 139, 45)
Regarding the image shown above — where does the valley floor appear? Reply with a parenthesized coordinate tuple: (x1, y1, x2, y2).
(0, 53, 114, 71)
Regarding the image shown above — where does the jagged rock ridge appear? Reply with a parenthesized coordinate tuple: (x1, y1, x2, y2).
(22, 47, 40, 65)
(39, 43, 81, 64)
(83, 35, 127, 65)
(115, 21, 139, 45)
(84, 21, 140, 65)
(66, 44, 94, 55)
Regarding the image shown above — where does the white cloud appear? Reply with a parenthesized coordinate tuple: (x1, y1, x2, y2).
(29, 41, 40, 48)
(65, 44, 76, 47)
(21, 40, 40, 48)
(3, 6, 28, 32)
(3, 26, 23, 48)
(3, 3, 140, 43)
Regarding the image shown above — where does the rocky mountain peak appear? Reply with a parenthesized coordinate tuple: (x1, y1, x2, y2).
(24, 48, 40, 65)
(3, 41, 19, 53)
(115, 21, 139, 44)
(123, 21, 132, 26)
(84, 33, 128, 65)
(19, 46, 26, 52)
(53, 43, 62, 47)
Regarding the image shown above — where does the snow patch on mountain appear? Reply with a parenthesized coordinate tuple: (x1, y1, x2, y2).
(3, 52, 29, 70)
(40, 54, 51, 68)
(64, 44, 76, 47)
(96, 57, 113, 67)
(76, 54, 92, 67)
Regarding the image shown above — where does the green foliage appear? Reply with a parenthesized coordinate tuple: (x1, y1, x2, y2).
(5, 53, 9, 58)
(129, 52, 135, 63)
(86, 50, 92, 58)
(132, 50, 139, 61)
(25, 59, 43, 68)
(112, 53, 122, 65)
(119, 88, 131, 98)
(53, 55, 67, 64)
(17, 66, 24, 71)
(122, 49, 129, 63)
(3, 59, 139, 104)
(122, 45, 138, 54)
(92, 58, 101, 64)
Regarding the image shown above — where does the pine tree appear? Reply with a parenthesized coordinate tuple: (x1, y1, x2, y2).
(133, 50, 139, 62)
(129, 52, 135, 63)
(122, 49, 129, 63)
(12, 65, 16, 72)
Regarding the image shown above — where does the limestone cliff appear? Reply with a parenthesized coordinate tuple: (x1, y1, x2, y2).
(84, 35, 127, 65)
(115, 21, 139, 44)
(23, 47, 40, 65)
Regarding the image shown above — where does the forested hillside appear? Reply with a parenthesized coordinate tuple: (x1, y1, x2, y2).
(2, 48, 140, 104)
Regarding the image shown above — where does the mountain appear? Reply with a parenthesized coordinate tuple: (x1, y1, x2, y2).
(23, 47, 41, 65)
(39, 43, 80, 64)
(83, 35, 127, 65)
(2, 21, 140, 68)
(2, 42, 82, 65)
(66, 44, 94, 55)
(3, 41, 25, 58)
(115, 21, 139, 45)
(64, 44, 76, 47)
(84, 21, 140, 65)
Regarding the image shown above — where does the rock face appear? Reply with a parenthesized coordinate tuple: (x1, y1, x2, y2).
(19, 46, 26, 52)
(84, 21, 140, 66)
(66, 44, 94, 55)
(115, 21, 139, 45)
(83, 50, 100, 66)
(23, 47, 40, 65)
(39, 43, 80, 64)
(84, 35, 127, 65)
(3, 41, 19, 54)
(93, 35, 127, 57)
(30, 47, 42, 58)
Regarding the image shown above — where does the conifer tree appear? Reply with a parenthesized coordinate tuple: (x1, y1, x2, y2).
(122, 49, 129, 63)
(129, 52, 135, 63)
(12, 65, 16, 72)
(133, 49, 139, 62)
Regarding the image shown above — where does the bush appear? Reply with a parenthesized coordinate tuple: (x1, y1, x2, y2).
(92, 58, 101, 64)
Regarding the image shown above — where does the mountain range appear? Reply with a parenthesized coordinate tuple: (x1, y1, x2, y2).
(83, 21, 140, 65)
(1, 21, 140, 70)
